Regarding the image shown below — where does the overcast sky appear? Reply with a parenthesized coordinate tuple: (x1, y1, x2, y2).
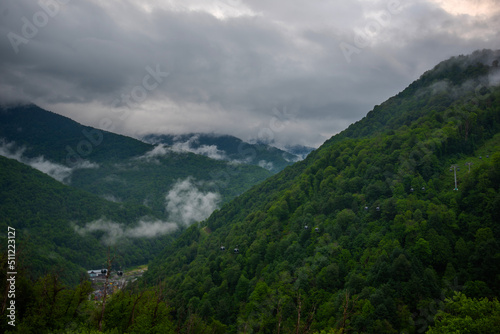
(1, 0, 499, 147)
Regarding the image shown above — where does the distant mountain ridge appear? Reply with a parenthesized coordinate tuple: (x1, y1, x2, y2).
(281, 144, 316, 160)
(0, 104, 274, 212)
(0, 103, 275, 281)
(142, 132, 310, 173)
(0, 104, 152, 165)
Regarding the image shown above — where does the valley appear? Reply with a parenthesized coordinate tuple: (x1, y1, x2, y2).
(1, 50, 500, 333)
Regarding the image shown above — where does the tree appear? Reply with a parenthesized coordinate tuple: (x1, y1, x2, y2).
(427, 292, 500, 333)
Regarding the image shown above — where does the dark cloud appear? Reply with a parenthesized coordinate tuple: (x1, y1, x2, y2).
(1, 0, 499, 147)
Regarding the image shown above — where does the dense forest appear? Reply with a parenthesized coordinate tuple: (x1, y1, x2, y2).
(69, 151, 273, 215)
(142, 50, 500, 333)
(0, 103, 279, 285)
(1, 50, 500, 333)
(0, 106, 280, 286)
(0, 156, 179, 285)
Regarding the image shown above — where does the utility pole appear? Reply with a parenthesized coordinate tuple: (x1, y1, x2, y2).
(465, 162, 473, 173)
(450, 165, 459, 191)
(98, 247, 115, 332)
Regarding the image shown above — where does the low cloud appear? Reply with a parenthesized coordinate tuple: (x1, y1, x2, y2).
(258, 160, 275, 171)
(138, 136, 227, 162)
(74, 218, 178, 246)
(489, 69, 500, 87)
(1, 1, 499, 148)
(170, 135, 227, 160)
(75, 177, 219, 245)
(0, 139, 98, 183)
(419, 65, 500, 101)
(141, 144, 170, 159)
(165, 177, 220, 226)
(102, 194, 122, 203)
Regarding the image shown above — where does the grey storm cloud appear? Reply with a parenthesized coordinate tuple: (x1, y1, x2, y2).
(1, 0, 499, 147)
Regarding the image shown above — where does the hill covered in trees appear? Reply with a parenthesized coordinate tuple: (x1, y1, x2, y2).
(0, 155, 179, 286)
(0, 104, 274, 215)
(0, 105, 272, 217)
(140, 49, 500, 333)
(1, 49, 499, 333)
(0, 104, 275, 290)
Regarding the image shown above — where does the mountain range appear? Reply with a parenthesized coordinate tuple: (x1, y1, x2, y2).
(0, 104, 291, 284)
(142, 133, 314, 172)
(140, 49, 500, 333)
(1, 49, 500, 333)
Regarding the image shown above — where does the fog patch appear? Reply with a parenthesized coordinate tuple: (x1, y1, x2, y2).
(170, 135, 227, 160)
(28, 156, 73, 182)
(489, 69, 500, 86)
(419, 70, 500, 102)
(0, 139, 98, 183)
(165, 177, 220, 226)
(141, 144, 170, 159)
(258, 160, 274, 171)
(139, 137, 226, 162)
(282, 153, 302, 163)
(430, 80, 450, 95)
(73, 178, 218, 245)
(102, 194, 122, 203)
(74, 218, 178, 246)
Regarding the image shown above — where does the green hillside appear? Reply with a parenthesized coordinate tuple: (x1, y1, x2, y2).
(141, 51, 500, 333)
(0, 155, 177, 285)
(70, 150, 272, 215)
(0, 105, 273, 215)
(1, 50, 499, 334)
(0, 104, 152, 164)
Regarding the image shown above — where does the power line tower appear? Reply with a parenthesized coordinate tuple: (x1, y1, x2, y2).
(450, 165, 459, 191)
(465, 162, 473, 173)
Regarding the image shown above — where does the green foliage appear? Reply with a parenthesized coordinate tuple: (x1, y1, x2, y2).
(141, 53, 500, 333)
(0, 264, 176, 333)
(0, 104, 276, 216)
(0, 104, 151, 163)
(68, 147, 272, 216)
(427, 292, 500, 333)
(0, 105, 274, 283)
(0, 156, 174, 284)
(2, 51, 500, 333)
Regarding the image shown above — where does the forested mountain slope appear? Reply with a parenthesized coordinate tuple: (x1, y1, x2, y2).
(0, 156, 175, 285)
(69, 150, 272, 215)
(0, 105, 273, 215)
(142, 50, 500, 333)
(0, 104, 151, 164)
